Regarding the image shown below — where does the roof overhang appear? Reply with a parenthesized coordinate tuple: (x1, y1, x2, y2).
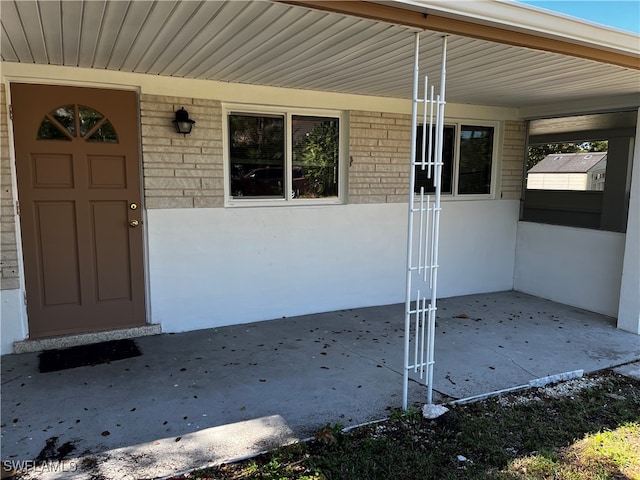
(1, 0, 638, 116)
(529, 111, 639, 143)
(282, 0, 640, 68)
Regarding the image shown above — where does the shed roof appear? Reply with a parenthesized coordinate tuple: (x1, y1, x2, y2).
(528, 152, 608, 173)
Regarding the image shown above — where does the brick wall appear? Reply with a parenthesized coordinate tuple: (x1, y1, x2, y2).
(140, 104, 524, 206)
(348, 111, 412, 204)
(501, 120, 526, 200)
(140, 95, 224, 208)
(0, 84, 19, 290)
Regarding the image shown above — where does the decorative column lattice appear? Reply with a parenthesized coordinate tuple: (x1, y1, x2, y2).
(403, 34, 448, 409)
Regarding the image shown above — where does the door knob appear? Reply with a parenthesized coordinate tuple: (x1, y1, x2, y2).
(129, 220, 140, 227)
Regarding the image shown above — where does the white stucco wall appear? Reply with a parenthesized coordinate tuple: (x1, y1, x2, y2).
(438, 200, 519, 297)
(617, 109, 640, 333)
(1, 289, 27, 354)
(148, 200, 519, 333)
(0, 199, 520, 353)
(514, 221, 625, 317)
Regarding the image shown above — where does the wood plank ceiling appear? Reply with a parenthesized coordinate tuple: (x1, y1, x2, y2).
(1, 0, 639, 109)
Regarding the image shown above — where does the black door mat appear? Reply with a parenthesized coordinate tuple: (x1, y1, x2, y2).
(38, 339, 142, 373)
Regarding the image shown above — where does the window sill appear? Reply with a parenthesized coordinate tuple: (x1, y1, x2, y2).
(413, 193, 497, 202)
(225, 197, 344, 208)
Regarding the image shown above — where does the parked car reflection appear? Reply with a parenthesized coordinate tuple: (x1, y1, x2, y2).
(231, 166, 307, 198)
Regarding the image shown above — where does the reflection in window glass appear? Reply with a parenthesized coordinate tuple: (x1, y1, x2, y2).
(78, 105, 103, 137)
(526, 143, 608, 191)
(36, 104, 119, 143)
(414, 125, 455, 194)
(87, 121, 118, 143)
(292, 116, 339, 198)
(37, 117, 71, 141)
(52, 105, 76, 136)
(459, 126, 494, 194)
(229, 114, 285, 198)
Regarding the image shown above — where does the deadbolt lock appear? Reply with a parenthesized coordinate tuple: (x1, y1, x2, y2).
(130, 203, 138, 210)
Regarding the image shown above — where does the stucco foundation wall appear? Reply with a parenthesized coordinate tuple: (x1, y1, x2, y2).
(1, 289, 26, 354)
(148, 200, 519, 332)
(514, 221, 625, 317)
(617, 109, 640, 334)
(437, 200, 519, 296)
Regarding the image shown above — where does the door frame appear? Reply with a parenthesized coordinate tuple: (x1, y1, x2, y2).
(5, 79, 150, 340)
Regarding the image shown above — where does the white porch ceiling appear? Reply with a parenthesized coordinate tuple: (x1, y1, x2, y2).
(1, 0, 639, 112)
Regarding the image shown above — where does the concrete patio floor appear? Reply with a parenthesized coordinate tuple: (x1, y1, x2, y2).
(2, 291, 639, 479)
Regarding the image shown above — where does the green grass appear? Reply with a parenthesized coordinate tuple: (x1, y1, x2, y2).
(170, 371, 640, 480)
(502, 422, 640, 479)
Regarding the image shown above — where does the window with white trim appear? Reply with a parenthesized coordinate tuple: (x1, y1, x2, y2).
(225, 106, 343, 205)
(414, 122, 497, 196)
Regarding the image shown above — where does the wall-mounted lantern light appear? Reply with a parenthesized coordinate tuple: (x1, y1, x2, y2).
(173, 107, 195, 136)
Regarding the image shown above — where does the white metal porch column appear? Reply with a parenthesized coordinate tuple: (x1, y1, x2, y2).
(402, 33, 448, 410)
(617, 107, 640, 335)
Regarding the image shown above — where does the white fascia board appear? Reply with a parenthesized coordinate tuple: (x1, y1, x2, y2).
(1, 62, 520, 120)
(383, 0, 640, 56)
(519, 92, 640, 119)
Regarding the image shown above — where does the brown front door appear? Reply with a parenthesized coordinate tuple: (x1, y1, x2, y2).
(11, 83, 146, 338)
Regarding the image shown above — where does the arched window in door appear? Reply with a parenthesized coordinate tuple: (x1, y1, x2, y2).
(37, 105, 118, 143)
